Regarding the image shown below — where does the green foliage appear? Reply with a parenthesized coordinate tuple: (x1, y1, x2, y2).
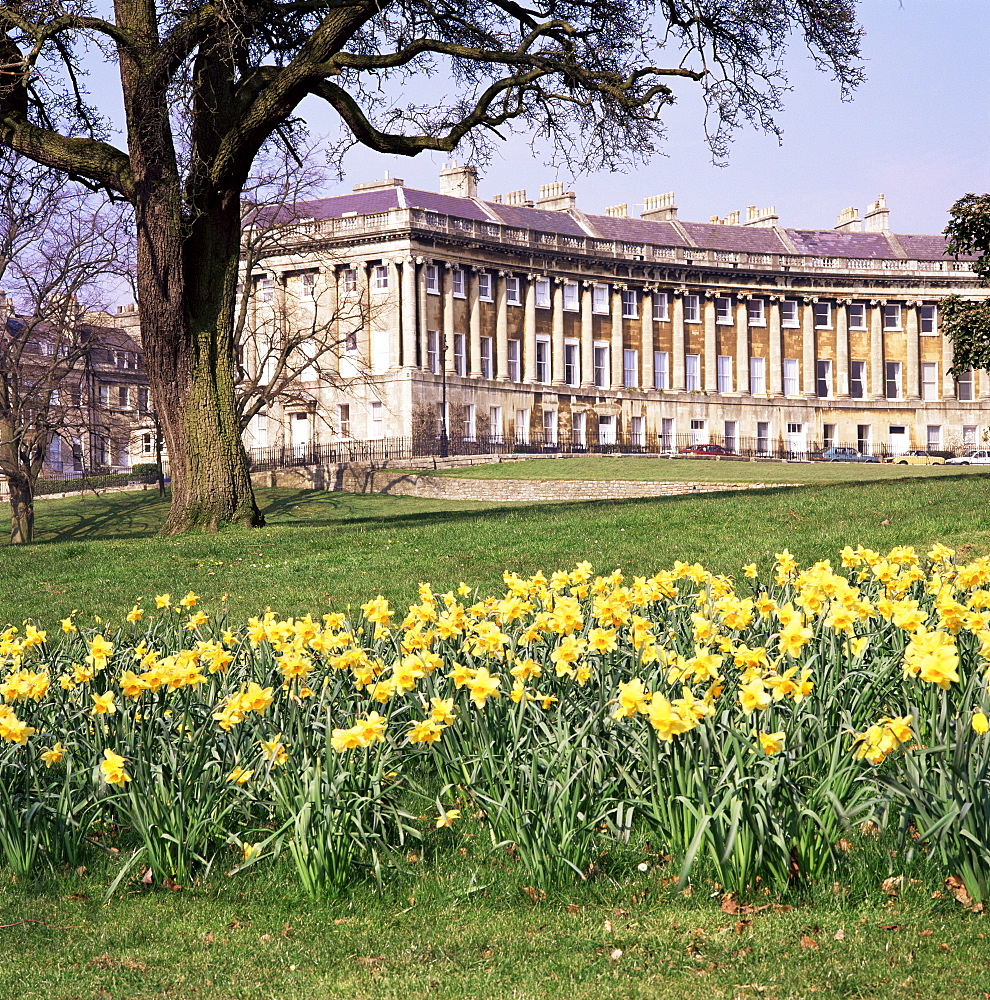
(130, 463, 161, 476)
(937, 295, 990, 377)
(940, 192, 990, 375)
(943, 192, 990, 281)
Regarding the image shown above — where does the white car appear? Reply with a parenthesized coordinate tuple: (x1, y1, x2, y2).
(946, 450, 990, 465)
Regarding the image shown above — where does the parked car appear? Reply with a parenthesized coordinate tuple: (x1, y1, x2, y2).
(810, 446, 879, 463)
(946, 450, 990, 465)
(885, 450, 946, 466)
(676, 443, 740, 458)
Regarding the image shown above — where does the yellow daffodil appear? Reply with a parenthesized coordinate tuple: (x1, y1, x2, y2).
(756, 730, 786, 755)
(100, 749, 130, 784)
(91, 691, 116, 715)
(40, 742, 66, 767)
(436, 808, 461, 829)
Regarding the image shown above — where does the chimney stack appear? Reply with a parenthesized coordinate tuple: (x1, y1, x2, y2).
(835, 206, 862, 232)
(438, 162, 479, 199)
(502, 188, 533, 207)
(744, 205, 779, 228)
(536, 182, 576, 212)
(641, 192, 678, 222)
(605, 203, 628, 218)
(863, 194, 890, 233)
(352, 170, 405, 193)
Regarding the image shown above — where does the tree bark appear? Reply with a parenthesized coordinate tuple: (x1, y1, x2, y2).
(116, 7, 263, 535)
(7, 470, 34, 544)
(135, 194, 264, 534)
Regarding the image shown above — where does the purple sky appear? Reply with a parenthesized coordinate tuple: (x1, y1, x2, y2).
(81, 1, 988, 237)
(304, 0, 989, 236)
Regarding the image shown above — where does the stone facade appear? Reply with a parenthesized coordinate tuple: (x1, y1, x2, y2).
(244, 167, 989, 460)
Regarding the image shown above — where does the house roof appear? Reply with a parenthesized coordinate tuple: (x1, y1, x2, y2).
(482, 201, 588, 235)
(583, 214, 690, 247)
(258, 183, 965, 262)
(679, 222, 792, 255)
(782, 229, 899, 259)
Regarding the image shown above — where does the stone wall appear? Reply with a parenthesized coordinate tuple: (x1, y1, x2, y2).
(251, 461, 795, 502)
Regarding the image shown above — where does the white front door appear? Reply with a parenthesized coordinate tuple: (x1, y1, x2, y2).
(598, 414, 616, 445)
(291, 412, 311, 455)
(888, 426, 909, 456)
(786, 422, 806, 459)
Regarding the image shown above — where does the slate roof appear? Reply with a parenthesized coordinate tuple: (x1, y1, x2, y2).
(482, 201, 588, 236)
(255, 182, 962, 262)
(897, 234, 971, 261)
(255, 188, 402, 225)
(783, 229, 898, 259)
(583, 214, 690, 247)
(678, 222, 791, 255)
(403, 188, 492, 221)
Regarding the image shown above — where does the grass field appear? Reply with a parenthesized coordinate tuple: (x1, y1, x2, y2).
(0, 471, 988, 626)
(2, 857, 988, 1000)
(424, 454, 989, 483)
(3, 473, 990, 1000)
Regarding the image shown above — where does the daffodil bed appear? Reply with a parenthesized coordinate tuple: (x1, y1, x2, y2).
(1, 544, 989, 902)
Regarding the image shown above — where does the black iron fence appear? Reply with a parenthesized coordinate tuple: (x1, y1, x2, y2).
(11, 469, 160, 499)
(6, 433, 957, 500)
(246, 434, 957, 471)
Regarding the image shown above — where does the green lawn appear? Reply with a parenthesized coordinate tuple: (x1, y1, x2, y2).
(1, 860, 986, 1000)
(423, 454, 988, 483)
(1, 473, 988, 626)
(3, 476, 990, 1000)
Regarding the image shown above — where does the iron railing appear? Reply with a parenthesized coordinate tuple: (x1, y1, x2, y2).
(246, 434, 955, 471)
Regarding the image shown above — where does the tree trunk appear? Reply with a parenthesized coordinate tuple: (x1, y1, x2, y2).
(116, 18, 264, 537)
(135, 191, 264, 535)
(7, 471, 34, 544)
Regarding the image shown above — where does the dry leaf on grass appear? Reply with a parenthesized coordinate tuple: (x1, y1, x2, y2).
(945, 875, 986, 913)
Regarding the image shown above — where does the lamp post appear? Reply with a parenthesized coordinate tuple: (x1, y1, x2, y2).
(439, 327, 449, 458)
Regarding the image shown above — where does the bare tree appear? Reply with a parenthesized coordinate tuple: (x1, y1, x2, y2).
(233, 145, 377, 443)
(0, 151, 132, 543)
(0, 1, 864, 534)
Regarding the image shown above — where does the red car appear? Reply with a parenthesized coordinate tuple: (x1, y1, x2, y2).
(676, 443, 740, 458)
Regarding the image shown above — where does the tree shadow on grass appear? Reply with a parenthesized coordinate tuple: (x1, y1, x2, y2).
(13, 491, 172, 545)
(18, 473, 986, 547)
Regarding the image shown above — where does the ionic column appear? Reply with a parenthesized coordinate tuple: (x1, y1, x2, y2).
(611, 286, 625, 387)
(443, 264, 456, 375)
(835, 299, 849, 396)
(941, 319, 955, 398)
(385, 259, 401, 370)
(735, 297, 749, 394)
(495, 272, 509, 380)
(703, 295, 717, 392)
(523, 276, 537, 383)
(870, 300, 885, 398)
(551, 279, 565, 386)
(905, 301, 920, 399)
(802, 299, 816, 396)
(641, 290, 655, 390)
(400, 259, 417, 368)
(416, 257, 429, 370)
(322, 268, 340, 377)
(768, 298, 782, 395)
(468, 269, 482, 377)
(580, 282, 595, 388)
(672, 290, 686, 391)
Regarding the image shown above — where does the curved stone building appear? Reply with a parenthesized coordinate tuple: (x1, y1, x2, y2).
(245, 165, 987, 461)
